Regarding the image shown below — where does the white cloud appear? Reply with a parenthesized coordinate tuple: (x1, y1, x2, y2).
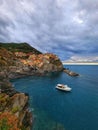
(65, 55, 98, 62)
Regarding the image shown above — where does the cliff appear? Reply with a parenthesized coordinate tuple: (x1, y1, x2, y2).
(0, 43, 63, 79)
(0, 78, 32, 130)
(0, 43, 63, 130)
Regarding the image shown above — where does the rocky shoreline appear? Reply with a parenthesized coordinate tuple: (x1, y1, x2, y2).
(0, 77, 32, 130)
(0, 43, 63, 130)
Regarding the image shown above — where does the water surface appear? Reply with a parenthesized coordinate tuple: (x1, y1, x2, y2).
(12, 65, 98, 130)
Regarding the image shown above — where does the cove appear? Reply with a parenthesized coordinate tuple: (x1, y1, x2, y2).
(11, 65, 98, 130)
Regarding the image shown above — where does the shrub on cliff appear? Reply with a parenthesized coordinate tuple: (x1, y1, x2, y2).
(0, 112, 20, 130)
(0, 48, 15, 67)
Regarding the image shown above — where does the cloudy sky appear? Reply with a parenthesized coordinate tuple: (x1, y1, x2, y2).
(0, 0, 98, 61)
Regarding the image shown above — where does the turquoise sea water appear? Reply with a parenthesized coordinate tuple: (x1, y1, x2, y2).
(12, 65, 98, 130)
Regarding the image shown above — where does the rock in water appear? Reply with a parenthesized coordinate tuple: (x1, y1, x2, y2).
(63, 68, 79, 76)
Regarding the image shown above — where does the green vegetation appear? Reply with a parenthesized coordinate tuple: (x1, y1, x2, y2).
(0, 93, 9, 111)
(20, 126, 27, 130)
(0, 47, 15, 67)
(0, 112, 20, 130)
(0, 118, 11, 130)
(11, 106, 20, 113)
(0, 42, 42, 54)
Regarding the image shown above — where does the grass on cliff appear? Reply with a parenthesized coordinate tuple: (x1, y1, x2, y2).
(0, 42, 42, 54)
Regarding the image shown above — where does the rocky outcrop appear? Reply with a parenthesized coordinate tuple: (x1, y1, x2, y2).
(0, 53, 63, 79)
(0, 46, 63, 79)
(0, 79, 32, 130)
(63, 68, 79, 76)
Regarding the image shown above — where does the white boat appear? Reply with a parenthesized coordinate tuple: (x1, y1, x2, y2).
(56, 84, 72, 92)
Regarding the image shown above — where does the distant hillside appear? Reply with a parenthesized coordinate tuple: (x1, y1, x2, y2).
(0, 42, 42, 54)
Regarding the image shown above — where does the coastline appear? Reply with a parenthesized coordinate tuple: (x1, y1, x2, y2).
(0, 43, 63, 130)
(62, 62, 98, 65)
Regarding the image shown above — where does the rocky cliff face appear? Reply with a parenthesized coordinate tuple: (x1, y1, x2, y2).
(0, 44, 63, 78)
(20, 53, 63, 74)
(0, 78, 32, 130)
(0, 43, 63, 130)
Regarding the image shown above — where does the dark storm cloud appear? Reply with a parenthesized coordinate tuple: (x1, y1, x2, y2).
(0, 0, 98, 61)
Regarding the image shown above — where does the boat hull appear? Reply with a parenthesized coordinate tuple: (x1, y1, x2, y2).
(55, 86, 72, 92)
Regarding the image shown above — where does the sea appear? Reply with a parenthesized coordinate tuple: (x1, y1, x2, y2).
(11, 65, 98, 130)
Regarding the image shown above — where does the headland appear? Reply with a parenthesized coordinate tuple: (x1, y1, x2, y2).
(0, 42, 63, 130)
